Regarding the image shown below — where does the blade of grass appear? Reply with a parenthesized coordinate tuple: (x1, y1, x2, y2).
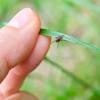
(45, 57, 100, 96)
(40, 29, 100, 53)
(0, 22, 100, 53)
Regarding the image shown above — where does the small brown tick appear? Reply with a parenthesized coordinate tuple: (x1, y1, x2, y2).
(55, 35, 63, 43)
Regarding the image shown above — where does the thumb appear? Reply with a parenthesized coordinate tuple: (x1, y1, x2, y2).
(0, 8, 40, 82)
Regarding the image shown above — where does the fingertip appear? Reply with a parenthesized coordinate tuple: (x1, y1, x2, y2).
(8, 8, 41, 30)
(24, 35, 51, 70)
(39, 35, 51, 48)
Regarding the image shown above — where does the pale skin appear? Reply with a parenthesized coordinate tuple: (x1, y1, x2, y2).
(0, 8, 51, 100)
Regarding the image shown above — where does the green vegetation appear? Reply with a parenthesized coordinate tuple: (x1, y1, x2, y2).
(0, 0, 100, 100)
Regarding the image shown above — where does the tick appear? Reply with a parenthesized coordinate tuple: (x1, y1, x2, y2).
(55, 35, 63, 43)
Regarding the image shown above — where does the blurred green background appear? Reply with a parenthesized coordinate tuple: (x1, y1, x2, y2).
(0, 0, 100, 100)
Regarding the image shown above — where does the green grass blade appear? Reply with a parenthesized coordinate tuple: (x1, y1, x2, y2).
(45, 57, 100, 96)
(40, 29, 100, 53)
(0, 22, 100, 53)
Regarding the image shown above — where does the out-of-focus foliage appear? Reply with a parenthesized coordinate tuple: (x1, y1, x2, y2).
(0, 0, 100, 100)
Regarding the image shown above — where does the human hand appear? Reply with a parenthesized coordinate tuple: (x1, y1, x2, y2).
(0, 8, 51, 100)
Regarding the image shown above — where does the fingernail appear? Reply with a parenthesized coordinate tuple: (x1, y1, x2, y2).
(8, 8, 33, 28)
